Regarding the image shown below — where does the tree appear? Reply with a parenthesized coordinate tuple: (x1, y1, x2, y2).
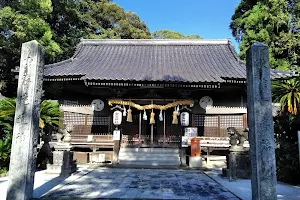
(0, 98, 62, 134)
(230, 0, 300, 71)
(152, 30, 202, 39)
(274, 112, 300, 184)
(0, 98, 62, 171)
(0, 0, 151, 95)
(272, 78, 300, 115)
(0, 3, 62, 82)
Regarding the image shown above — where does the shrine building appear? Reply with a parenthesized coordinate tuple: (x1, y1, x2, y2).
(43, 39, 292, 165)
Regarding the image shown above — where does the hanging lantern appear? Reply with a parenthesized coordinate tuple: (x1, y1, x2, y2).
(180, 112, 189, 126)
(150, 110, 155, 124)
(143, 110, 147, 120)
(172, 108, 178, 125)
(123, 105, 127, 116)
(127, 106, 133, 122)
(113, 111, 122, 125)
(159, 110, 163, 121)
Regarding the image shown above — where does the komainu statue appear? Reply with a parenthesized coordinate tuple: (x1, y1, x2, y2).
(227, 127, 247, 151)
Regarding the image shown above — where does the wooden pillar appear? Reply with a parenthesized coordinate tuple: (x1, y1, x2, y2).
(85, 114, 88, 125)
(139, 111, 141, 143)
(218, 115, 221, 137)
(163, 111, 166, 146)
(151, 124, 154, 145)
(243, 114, 248, 128)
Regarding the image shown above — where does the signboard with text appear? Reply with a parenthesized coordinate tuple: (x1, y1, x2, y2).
(113, 130, 121, 140)
(184, 127, 198, 137)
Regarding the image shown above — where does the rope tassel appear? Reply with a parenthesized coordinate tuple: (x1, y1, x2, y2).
(150, 109, 155, 124)
(127, 106, 133, 122)
(172, 108, 178, 124)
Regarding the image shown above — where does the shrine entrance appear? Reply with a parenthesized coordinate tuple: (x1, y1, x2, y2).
(117, 99, 188, 148)
(140, 109, 181, 147)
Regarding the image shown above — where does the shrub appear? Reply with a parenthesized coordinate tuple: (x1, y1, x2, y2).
(0, 133, 12, 169)
(0, 98, 62, 170)
(274, 113, 300, 184)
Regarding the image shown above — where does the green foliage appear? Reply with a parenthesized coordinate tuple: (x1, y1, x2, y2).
(0, 98, 16, 136)
(0, 167, 8, 175)
(230, 0, 300, 70)
(0, 133, 12, 169)
(274, 113, 300, 184)
(40, 100, 63, 129)
(272, 77, 300, 184)
(272, 78, 300, 115)
(0, 0, 151, 92)
(152, 30, 202, 39)
(0, 98, 62, 170)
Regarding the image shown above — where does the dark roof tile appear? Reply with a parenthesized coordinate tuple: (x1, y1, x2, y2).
(44, 39, 295, 83)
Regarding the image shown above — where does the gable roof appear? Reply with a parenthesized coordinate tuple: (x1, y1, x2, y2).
(44, 39, 295, 83)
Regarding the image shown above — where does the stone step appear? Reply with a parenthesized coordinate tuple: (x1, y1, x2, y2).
(119, 157, 180, 161)
(120, 148, 179, 153)
(119, 160, 181, 166)
(118, 153, 180, 157)
(118, 147, 181, 167)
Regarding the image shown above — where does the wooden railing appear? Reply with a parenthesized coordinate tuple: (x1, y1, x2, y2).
(121, 135, 181, 147)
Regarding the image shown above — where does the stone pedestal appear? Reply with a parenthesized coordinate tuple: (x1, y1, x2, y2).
(189, 156, 202, 168)
(222, 150, 251, 180)
(180, 147, 187, 166)
(47, 144, 77, 176)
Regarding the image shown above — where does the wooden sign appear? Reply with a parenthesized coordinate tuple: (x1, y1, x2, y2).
(113, 130, 121, 140)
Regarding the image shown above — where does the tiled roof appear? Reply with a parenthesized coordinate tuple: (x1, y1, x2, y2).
(44, 39, 295, 83)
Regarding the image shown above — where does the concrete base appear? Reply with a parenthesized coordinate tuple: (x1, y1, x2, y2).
(89, 152, 106, 163)
(46, 162, 77, 175)
(46, 149, 77, 176)
(222, 151, 251, 179)
(189, 156, 202, 168)
(222, 168, 251, 179)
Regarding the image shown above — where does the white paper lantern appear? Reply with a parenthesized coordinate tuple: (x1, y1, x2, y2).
(180, 112, 189, 126)
(113, 111, 122, 125)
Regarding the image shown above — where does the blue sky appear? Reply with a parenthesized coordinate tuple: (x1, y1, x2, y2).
(113, 0, 241, 51)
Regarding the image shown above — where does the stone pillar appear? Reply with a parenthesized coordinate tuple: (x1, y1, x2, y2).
(113, 140, 120, 164)
(246, 43, 277, 200)
(113, 129, 121, 164)
(228, 152, 237, 182)
(6, 41, 44, 200)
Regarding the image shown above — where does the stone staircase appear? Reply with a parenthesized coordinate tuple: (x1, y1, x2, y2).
(118, 147, 181, 167)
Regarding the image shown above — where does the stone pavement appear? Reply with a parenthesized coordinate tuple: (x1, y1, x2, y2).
(205, 169, 300, 200)
(41, 168, 238, 200)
